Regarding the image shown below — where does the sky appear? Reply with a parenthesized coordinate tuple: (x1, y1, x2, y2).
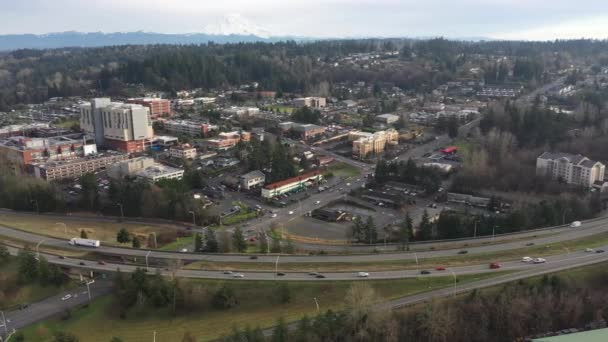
(1, 0, 608, 40)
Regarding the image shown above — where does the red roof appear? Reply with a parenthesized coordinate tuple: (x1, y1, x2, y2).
(441, 146, 458, 153)
(264, 171, 322, 190)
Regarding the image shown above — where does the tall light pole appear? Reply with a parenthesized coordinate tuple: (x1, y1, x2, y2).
(150, 232, 158, 249)
(145, 250, 151, 271)
(85, 280, 94, 303)
(153, 331, 156, 342)
(492, 225, 499, 242)
(56, 222, 68, 238)
(117, 203, 124, 221)
(35, 239, 46, 260)
(449, 269, 457, 297)
(473, 220, 478, 238)
(275, 255, 280, 277)
(313, 297, 320, 313)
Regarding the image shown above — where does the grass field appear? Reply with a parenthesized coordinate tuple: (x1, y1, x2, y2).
(268, 105, 295, 114)
(0, 213, 167, 248)
(328, 162, 361, 178)
(158, 236, 195, 251)
(20, 272, 503, 342)
(0, 257, 77, 310)
(184, 231, 608, 272)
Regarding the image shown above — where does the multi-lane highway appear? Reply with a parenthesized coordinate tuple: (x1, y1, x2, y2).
(2, 215, 607, 265)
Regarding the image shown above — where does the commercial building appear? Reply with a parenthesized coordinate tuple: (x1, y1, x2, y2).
(0, 135, 96, 173)
(135, 164, 184, 183)
(350, 129, 399, 159)
(32, 152, 128, 181)
(126, 98, 171, 119)
(375, 114, 400, 125)
(536, 152, 605, 188)
(240, 170, 266, 190)
(279, 122, 326, 140)
(80, 99, 154, 153)
(261, 171, 323, 199)
(293, 97, 327, 109)
(169, 144, 197, 160)
(206, 131, 251, 150)
(222, 107, 260, 118)
(162, 120, 218, 137)
(108, 156, 155, 179)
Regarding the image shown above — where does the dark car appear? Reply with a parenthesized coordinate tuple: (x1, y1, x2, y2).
(276, 272, 286, 276)
(249, 255, 259, 260)
(58, 255, 66, 259)
(420, 270, 431, 275)
(78, 261, 86, 266)
(458, 250, 468, 254)
(315, 274, 326, 279)
(526, 242, 535, 246)
(596, 249, 605, 253)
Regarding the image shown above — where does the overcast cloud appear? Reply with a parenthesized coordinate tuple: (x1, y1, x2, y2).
(1, 0, 607, 40)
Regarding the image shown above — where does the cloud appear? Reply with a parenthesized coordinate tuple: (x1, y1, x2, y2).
(493, 15, 608, 40)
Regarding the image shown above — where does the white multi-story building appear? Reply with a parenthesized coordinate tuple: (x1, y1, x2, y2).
(240, 170, 266, 190)
(536, 152, 605, 188)
(293, 97, 327, 109)
(80, 99, 153, 153)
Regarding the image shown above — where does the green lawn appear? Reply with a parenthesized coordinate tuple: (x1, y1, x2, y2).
(20, 272, 502, 342)
(0, 257, 77, 310)
(158, 236, 195, 251)
(328, 162, 361, 178)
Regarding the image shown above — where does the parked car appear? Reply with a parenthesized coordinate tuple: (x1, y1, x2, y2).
(288, 211, 294, 215)
(271, 213, 277, 218)
(61, 294, 72, 301)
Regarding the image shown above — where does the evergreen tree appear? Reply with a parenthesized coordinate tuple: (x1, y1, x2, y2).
(232, 227, 247, 253)
(205, 229, 219, 253)
(418, 210, 433, 240)
(132, 237, 141, 249)
(364, 216, 378, 244)
(271, 317, 289, 342)
(400, 213, 413, 250)
(116, 228, 131, 244)
(80, 230, 88, 239)
(194, 232, 203, 252)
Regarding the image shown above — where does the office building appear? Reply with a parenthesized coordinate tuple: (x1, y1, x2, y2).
(261, 171, 323, 199)
(32, 152, 128, 181)
(169, 144, 197, 159)
(240, 170, 266, 190)
(206, 131, 251, 150)
(162, 120, 218, 137)
(536, 152, 605, 188)
(126, 98, 171, 119)
(293, 97, 327, 109)
(350, 129, 399, 159)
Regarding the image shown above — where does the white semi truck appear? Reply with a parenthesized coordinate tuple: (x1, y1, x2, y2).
(69, 238, 100, 248)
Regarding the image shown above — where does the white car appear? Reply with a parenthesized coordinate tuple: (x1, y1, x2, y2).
(357, 272, 370, 278)
(346, 183, 351, 186)
(585, 248, 595, 253)
(570, 221, 582, 228)
(180, 248, 188, 253)
(271, 213, 277, 218)
(233, 273, 245, 278)
(521, 256, 533, 263)
(288, 211, 294, 215)
(533, 258, 546, 264)
(315, 201, 321, 205)
(61, 294, 72, 301)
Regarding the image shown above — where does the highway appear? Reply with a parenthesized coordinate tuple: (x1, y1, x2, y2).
(1, 279, 113, 338)
(2, 215, 607, 265)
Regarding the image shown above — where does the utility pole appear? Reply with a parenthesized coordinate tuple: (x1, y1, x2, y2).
(0, 311, 8, 337)
(145, 250, 151, 271)
(449, 269, 457, 297)
(35, 239, 45, 260)
(275, 255, 280, 278)
(117, 203, 124, 221)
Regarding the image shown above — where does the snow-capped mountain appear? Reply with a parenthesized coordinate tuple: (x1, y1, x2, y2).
(201, 14, 273, 38)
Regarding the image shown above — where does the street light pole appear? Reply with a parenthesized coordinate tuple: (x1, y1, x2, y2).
(146, 250, 151, 271)
(0, 310, 8, 337)
(473, 221, 478, 238)
(117, 203, 124, 221)
(35, 239, 45, 260)
(275, 255, 280, 277)
(85, 280, 94, 302)
(313, 297, 320, 313)
(449, 269, 457, 297)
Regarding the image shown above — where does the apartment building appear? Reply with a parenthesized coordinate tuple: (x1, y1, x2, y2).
(279, 122, 326, 139)
(108, 156, 184, 182)
(222, 106, 260, 118)
(32, 152, 128, 181)
(350, 129, 399, 159)
(0, 135, 96, 173)
(126, 98, 171, 119)
(293, 97, 327, 109)
(162, 120, 218, 137)
(536, 152, 606, 188)
(240, 170, 266, 190)
(169, 144, 197, 160)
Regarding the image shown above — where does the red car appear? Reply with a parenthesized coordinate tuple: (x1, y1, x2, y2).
(490, 262, 501, 269)
(97, 260, 106, 265)
(435, 266, 446, 271)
